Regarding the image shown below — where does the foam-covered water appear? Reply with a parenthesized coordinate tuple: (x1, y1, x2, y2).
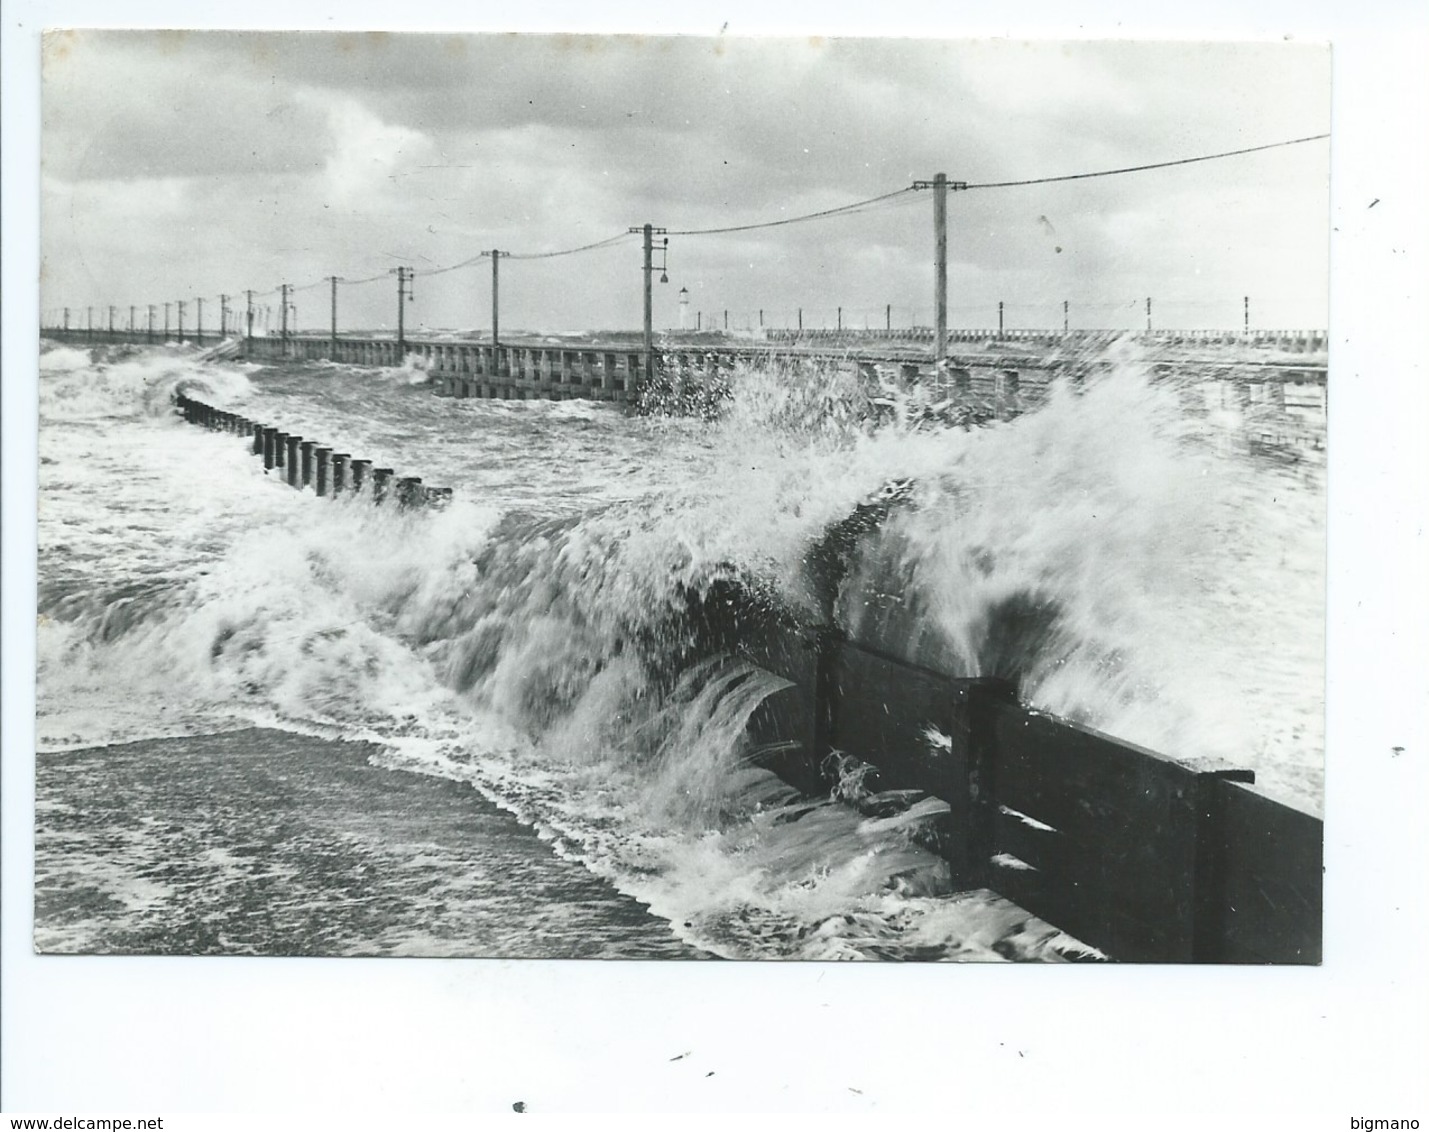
(33, 338, 1325, 959)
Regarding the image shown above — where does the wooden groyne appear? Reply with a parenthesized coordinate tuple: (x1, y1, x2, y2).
(172, 392, 451, 508)
(722, 609, 1323, 964)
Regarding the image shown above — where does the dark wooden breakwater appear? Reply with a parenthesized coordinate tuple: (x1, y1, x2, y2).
(731, 619, 1323, 964)
(172, 392, 452, 508)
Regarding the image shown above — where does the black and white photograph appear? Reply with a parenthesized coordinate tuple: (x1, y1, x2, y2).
(31, 29, 1331, 965)
(4, 4, 1427, 1120)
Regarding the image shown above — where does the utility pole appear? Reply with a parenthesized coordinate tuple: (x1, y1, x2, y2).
(108, 305, 115, 334)
(147, 305, 155, 342)
(327, 277, 341, 348)
(129, 305, 136, 334)
(1244, 295, 1249, 335)
(245, 290, 254, 341)
(279, 283, 292, 355)
(886, 303, 891, 331)
(481, 250, 511, 351)
(177, 300, 186, 343)
(629, 224, 668, 377)
(220, 294, 229, 338)
(998, 301, 1004, 337)
(914, 173, 966, 366)
(63, 307, 70, 332)
(393, 267, 414, 351)
(933, 173, 947, 360)
(164, 303, 171, 339)
(1063, 300, 1069, 335)
(837, 306, 842, 331)
(196, 297, 204, 342)
(1146, 297, 1152, 332)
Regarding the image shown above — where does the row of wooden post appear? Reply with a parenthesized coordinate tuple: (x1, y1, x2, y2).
(173, 393, 452, 509)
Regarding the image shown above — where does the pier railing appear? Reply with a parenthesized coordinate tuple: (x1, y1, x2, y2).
(763, 327, 1329, 353)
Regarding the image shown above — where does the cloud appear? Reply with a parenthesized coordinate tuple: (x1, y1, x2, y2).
(42, 32, 333, 182)
(38, 32, 1332, 332)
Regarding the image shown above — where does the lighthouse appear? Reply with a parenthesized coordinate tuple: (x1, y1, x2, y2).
(678, 286, 689, 330)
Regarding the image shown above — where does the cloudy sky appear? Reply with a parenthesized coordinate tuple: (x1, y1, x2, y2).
(41, 32, 1330, 335)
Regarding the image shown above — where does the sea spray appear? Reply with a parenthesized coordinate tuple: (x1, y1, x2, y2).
(34, 337, 1324, 957)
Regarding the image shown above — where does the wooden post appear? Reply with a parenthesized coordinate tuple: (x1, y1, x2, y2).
(372, 467, 394, 505)
(315, 447, 332, 496)
(331, 453, 350, 494)
(396, 476, 423, 509)
(286, 436, 302, 487)
(300, 440, 316, 488)
(350, 459, 371, 495)
(948, 678, 1019, 889)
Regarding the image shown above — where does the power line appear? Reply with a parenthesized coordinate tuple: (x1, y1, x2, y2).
(79, 133, 1327, 321)
(418, 253, 488, 278)
(960, 133, 1329, 190)
(504, 231, 633, 260)
(667, 186, 920, 236)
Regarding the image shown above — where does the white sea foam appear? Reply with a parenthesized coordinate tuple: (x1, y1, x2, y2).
(34, 340, 1325, 957)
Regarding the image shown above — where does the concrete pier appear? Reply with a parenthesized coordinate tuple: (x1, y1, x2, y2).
(43, 325, 1326, 415)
